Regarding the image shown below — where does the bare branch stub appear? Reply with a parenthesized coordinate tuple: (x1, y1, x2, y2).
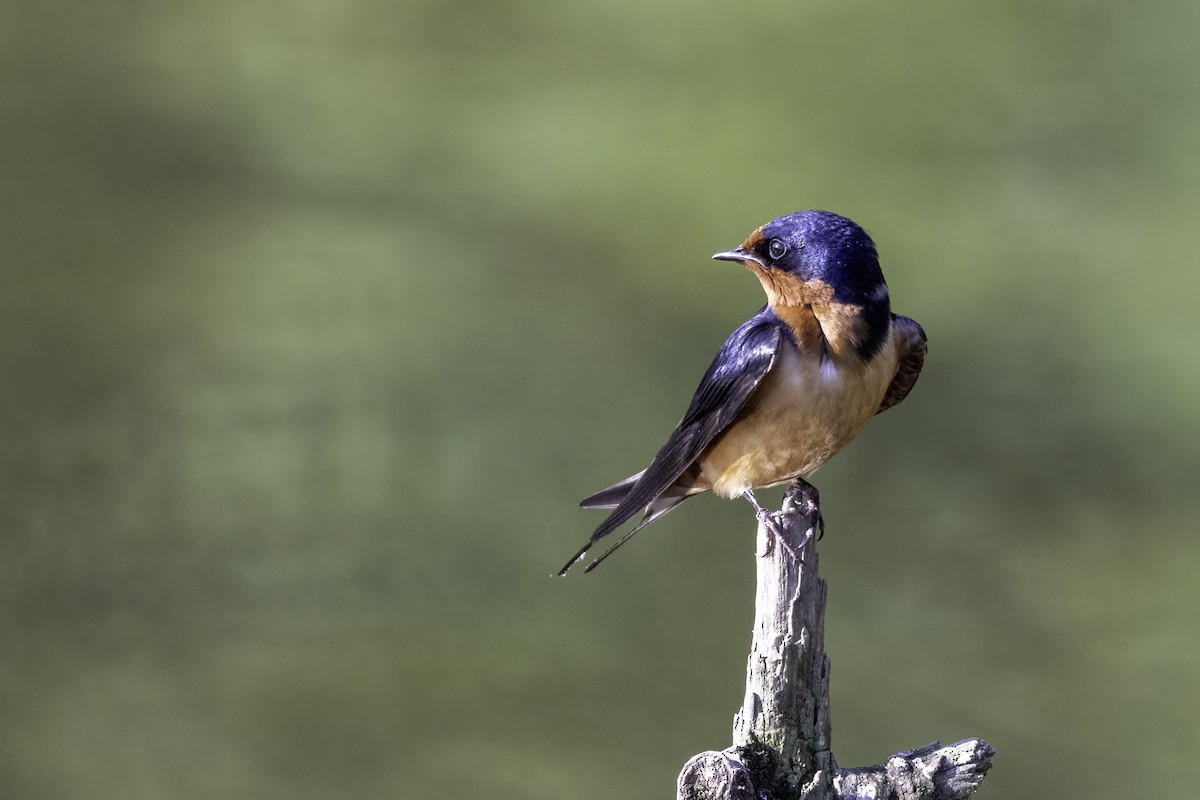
(728, 482, 832, 798)
(676, 482, 994, 800)
(678, 751, 754, 800)
(835, 739, 996, 800)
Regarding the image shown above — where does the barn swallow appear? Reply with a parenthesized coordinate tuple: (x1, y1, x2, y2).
(558, 210, 927, 575)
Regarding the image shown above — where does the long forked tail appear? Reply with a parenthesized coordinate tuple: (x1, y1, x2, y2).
(557, 492, 688, 575)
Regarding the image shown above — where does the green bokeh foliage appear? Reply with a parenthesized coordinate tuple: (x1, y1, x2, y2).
(2, 2, 1198, 798)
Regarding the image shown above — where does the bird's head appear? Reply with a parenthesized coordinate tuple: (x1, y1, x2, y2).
(712, 210, 889, 312)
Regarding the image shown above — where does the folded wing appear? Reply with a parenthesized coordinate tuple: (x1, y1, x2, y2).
(560, 309, 785, 573)
(877, 314, 927, 414)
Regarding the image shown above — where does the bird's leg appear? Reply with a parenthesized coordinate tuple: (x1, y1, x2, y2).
(742, 489, 797, 561)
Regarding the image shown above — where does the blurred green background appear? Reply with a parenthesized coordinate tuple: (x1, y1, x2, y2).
(2, 1, 1198, 798)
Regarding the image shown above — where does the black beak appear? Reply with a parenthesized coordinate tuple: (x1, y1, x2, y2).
(712, 247, 765, 267)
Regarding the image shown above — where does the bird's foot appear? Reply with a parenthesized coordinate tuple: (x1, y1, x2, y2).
(754, 509, 795, 559)
(745, 490, 803, 563)
(784, 478, 825, 541)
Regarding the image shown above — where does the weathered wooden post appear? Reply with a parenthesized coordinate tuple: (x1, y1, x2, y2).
(677, 482, 994, 800)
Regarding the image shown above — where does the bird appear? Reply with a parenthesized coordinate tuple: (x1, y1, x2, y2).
(558, 210, 927, 575)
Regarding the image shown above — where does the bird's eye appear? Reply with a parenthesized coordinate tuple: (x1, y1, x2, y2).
(768, 238, 788, 260)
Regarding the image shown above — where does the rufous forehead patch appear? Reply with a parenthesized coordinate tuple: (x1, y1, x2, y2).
(741, 226, 766, 251)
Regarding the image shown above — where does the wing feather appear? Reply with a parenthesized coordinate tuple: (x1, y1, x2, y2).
(877, 314, 927, 414)
(559, 310, 784, 573)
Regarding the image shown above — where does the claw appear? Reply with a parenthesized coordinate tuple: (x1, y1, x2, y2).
(744, 490, 803, 564)
(785, 478, 825, 541)
(769, 520, 800, 563)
